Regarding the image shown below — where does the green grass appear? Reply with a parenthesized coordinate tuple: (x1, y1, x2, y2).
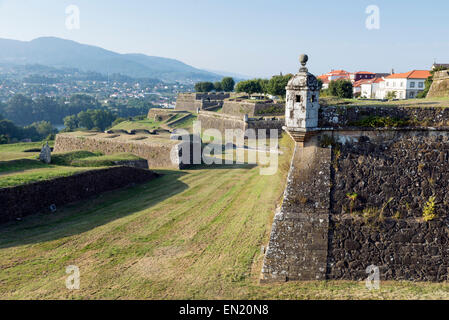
(171, 114, 197, 130)
(110, 113, 195, 132)
(0, 166, 94, 188)
(110, 119, 163, 131)
(52, 151, 143, 167)
(0, 141, 54, 161)
(0, 159, 48, 174)
(0, 148, 143, 188)
(2, 136, 449, 299)
(71, 153, 143, 167)
(51, 151, 103, 166)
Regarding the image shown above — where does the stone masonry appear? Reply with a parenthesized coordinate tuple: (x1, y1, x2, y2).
(261, 55, 449, 283)
(261, 136, 331, 282)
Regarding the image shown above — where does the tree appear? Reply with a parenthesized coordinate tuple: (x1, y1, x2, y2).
(194, 82, 214, 92)
(92, 110, 116, 131)
(31, 121, 56, 137)
(266, 74, 294, 97)
(0, 134, 8, 144)
(64, 115, 79, 131)
(235, 80, 263, 96)
(385, 91, 397, 100)
(3, 94, 35, 125)
(221, 77, 235, 92)
(317, 78, 323, 91)
(214, 82, 223, 92)
(0, 120, 19, 140)
(328, 79, 353, 98)
(257, 79, 270, 96)
(78, 110, 95, 130)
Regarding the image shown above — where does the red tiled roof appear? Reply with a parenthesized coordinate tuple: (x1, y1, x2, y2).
(373, 77, 384, 83)
(385, 70, 431, 79)
(354, 77, 385, 87)
(353, 79, 372, 87)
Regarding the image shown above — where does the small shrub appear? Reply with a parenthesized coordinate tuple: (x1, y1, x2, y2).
(423, 196, 437, 222)
(333, 146, 341, 171)
(346, 192, 358, 215)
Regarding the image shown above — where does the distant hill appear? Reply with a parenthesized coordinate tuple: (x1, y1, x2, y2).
(0, 37, 222, 83)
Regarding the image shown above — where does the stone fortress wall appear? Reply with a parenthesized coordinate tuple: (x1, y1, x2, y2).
(261, 108, 449, 283)
(221, 99, 284, 117)
(175, 92, 231, 112)
(54, 131, 195, 170)
(0, 167, 159, 225)
(197, 111, 284, 138)
(427, 70, 449, 98)
(175, 92, 286, 137)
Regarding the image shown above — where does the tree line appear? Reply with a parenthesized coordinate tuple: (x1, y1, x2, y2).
(322, 79, 353, 99)
(0, 93, 156, 144)
(195, 74, 326, 99)
(194, 77, 235, 93)
(0, 116, 57, 144)
(0, 93, 154, 126)
(63, 109, 118, 132)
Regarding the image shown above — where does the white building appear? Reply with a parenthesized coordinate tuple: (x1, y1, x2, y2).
(358, 78, 384, 99)
(377, 70, 431, 99)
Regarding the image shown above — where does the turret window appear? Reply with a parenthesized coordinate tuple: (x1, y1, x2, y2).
(295, 95, 301, 103)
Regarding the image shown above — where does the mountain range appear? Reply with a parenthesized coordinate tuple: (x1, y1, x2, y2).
(0, 37, 224, 83)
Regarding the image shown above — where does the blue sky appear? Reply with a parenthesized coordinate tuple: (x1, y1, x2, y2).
(0, 0, 448, 77)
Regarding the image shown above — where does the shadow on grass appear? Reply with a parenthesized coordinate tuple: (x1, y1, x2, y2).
(0, 169, 189, 249)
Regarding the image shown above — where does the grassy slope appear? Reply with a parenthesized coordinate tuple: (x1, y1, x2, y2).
(111, 114, 194, 132)
(110, 119, 163, 131)
(0, 166, 94, 188)
(0, 148, 144, 188)
(0, 141, 54, 161)
(1, 138, 449, 299)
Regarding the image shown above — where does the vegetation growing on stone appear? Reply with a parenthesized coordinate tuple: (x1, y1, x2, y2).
(346, 192, 358, 215)
(423, 196, 437, 222)
(350, 115, 409, 128)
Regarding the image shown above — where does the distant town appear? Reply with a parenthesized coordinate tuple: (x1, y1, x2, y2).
(0, 63, 195, 108)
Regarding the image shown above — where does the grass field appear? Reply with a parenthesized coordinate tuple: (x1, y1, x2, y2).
(2, 137, 449, 299)
(0, 141, 54, 161)
(110, 113, 195, 132)
(110, 119, 163, 131)
(0, 144, 145, 188)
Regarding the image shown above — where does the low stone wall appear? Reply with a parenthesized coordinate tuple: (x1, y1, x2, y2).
(222, 100, 284, 117)
(319, 105, 449, 128)
(0, 167, 159, 224)
(54, 132, 184, 169)
(428, 70, 449, 98)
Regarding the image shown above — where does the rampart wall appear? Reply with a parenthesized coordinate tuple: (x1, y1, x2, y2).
(0, 167, 159, 224)
(262, 107, 449, 282)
